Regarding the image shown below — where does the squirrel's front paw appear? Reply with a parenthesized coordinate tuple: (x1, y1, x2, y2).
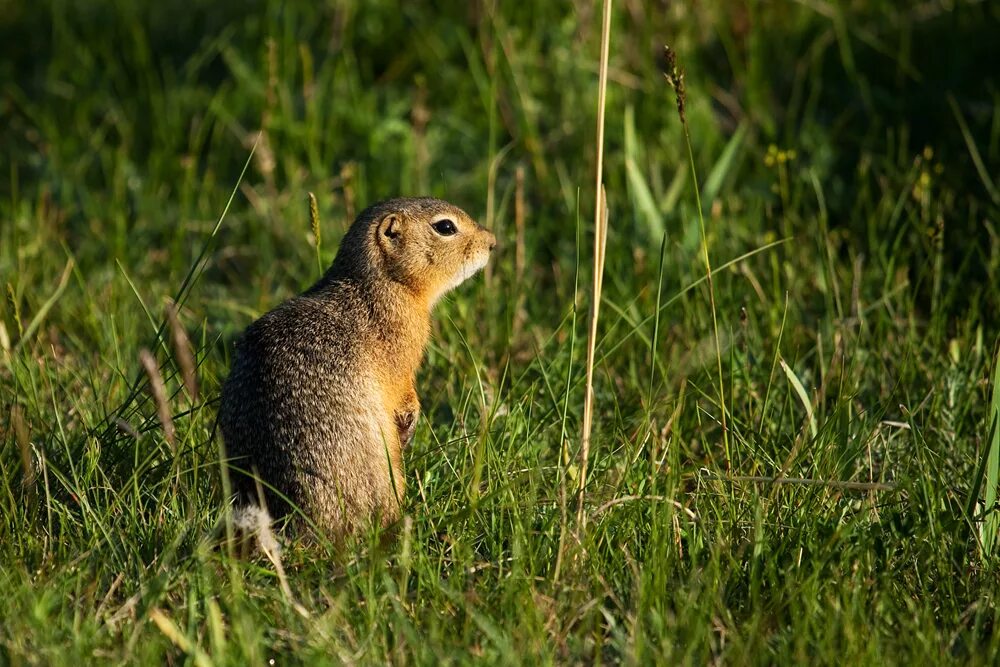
(395, 410, 417, 449)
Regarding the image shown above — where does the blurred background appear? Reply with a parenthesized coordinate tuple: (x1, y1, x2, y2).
(3, 1, 998, 325)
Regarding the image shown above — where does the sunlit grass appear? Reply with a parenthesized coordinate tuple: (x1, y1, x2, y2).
(2, 0, 1000, 663)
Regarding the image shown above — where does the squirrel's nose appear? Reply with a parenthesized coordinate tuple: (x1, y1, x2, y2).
(487, 232, 497, 252)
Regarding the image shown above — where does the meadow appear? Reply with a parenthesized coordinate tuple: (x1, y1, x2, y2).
(2, 0, 1000, 663)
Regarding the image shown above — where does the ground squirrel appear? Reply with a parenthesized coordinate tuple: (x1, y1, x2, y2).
(219, 197, 496, 540)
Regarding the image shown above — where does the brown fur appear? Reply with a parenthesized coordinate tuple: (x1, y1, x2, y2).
(219, 197, 496, 540)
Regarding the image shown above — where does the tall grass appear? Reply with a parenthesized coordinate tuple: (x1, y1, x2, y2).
(577, 0, 613, 528)
(663, 45, 730, 468)
(980, 347, 1000, 556)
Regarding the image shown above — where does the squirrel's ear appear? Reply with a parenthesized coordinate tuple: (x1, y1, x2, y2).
(376, 213, 404, 255)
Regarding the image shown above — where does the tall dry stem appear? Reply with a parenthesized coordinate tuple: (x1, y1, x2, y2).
(577, 0, 614, 526)
(515, 165, 526, 284)
(12, 405, 35, 500)
(139, 349, 176, 450)
(165, 301, 198, 403)
(512, 166, 528, 342)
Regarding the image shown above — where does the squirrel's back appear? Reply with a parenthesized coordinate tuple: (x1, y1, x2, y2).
(220, 281, 398, 532)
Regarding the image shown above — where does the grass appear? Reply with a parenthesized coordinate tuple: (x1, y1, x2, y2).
(2, 0, 1000, 663)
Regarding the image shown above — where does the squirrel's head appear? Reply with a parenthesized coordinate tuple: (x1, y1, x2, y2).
(334, 197, 496, 305)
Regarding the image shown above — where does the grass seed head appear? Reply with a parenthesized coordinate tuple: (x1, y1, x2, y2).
(165, 301, 198, 403)
(308, 192, 321, 247)
(663, 45, 686, 124)
(139, 348, 176, 449)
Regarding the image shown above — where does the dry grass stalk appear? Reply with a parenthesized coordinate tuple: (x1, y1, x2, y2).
(139, 348, 175, 449)
(234, 503, 310, 618)
(411, 79, 430, 193)
(721, 475, 896, 492)
(12, 405, 35, 497)
(577, 0, 614, 527)
(256, 38, 278, 195)
(341, 162, 356, 230)
(484, 144, 514, 289)
(165, 301, 198, 403)
(592, 494, 697, 519)
(149, 608, 213, 667)
(579, 190, 609, 524)
(512, 166, 528, 343)
(515, 165, 526, 283)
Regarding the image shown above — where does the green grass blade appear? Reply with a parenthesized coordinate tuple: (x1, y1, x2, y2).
(11, 258, 74, 354)
(981, 347, 1000, 555)
(780, 357, 817, 440)
(949, 94, 1000, 205)
(701, 121, 747, 204)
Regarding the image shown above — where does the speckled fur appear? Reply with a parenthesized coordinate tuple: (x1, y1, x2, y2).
(219, 197, 496, 540)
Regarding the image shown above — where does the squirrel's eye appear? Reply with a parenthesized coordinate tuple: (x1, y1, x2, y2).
(432, 219, 458, 236)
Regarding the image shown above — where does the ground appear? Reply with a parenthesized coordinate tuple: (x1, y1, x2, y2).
(2, 0, 1000, 664)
